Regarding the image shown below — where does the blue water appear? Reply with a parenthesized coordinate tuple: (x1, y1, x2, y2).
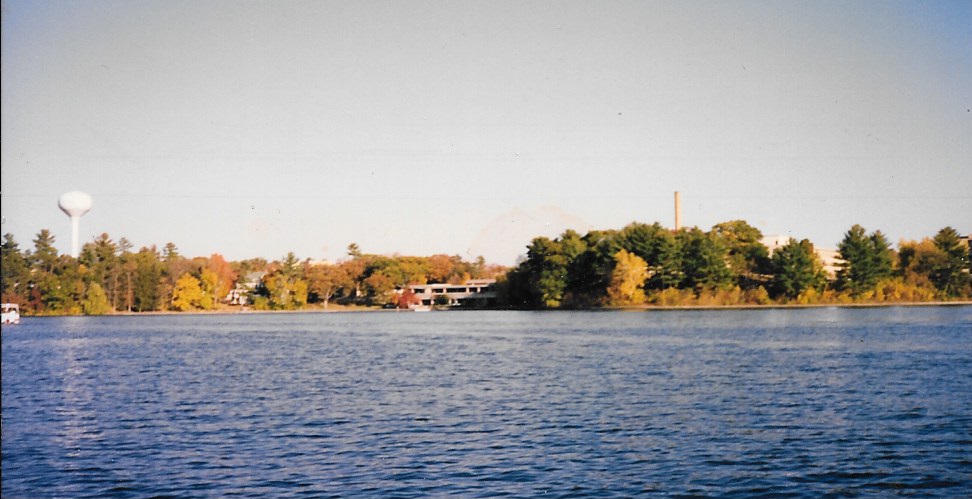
(2, 307, 971, 498)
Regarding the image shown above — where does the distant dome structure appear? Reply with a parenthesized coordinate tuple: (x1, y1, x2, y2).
(58, 191, 93, 258)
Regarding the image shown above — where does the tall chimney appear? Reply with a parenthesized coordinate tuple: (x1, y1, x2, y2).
(674, 191, 682, 231)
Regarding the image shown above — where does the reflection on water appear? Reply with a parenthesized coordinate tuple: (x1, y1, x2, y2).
(2, 307, 971, 498)
(53, 335, 102, 456)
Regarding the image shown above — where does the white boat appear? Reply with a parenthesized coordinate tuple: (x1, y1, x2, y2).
(409, 304, 431, 312)
(1, 303, 21, 325)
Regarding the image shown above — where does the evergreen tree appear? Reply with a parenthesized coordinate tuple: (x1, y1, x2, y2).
(618, 222, 682, 291)
(163, 242, 181, 261)
(650, 232, 682, 291)
(26, 230, 79, 313)
(930, 227, 970, 297)
(678, 228, 733, 293)
(1, 234, 29, 303)
(31, 230, 59, 273)
(133, 247, 163, 312)
(769, 238, 827, 300)
(80, 233, 121, 309)
(837, 225, 893, 296)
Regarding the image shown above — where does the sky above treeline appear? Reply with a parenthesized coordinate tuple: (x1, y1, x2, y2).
(2, 0, 970, 265)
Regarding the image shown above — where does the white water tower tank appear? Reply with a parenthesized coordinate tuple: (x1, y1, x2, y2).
(58, 191, 93, 258)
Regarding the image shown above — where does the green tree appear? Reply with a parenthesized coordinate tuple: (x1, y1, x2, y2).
(836, 225, 893, 296)
(171, 273, 204, 311)
(607, 249, 648, 305)
(163, 242, 181, 261)
(133, 247, 163, 312)
(82, 282, 112, 315)
(117, 237, 138, 311)
(1, 233, 29, 303)
(898, 238, 938, 282)
(80, 233, 123, 309)
(769, 238, 827, 300)
(650, 231, 682, 290)
(523, 236, 569, 308)
(930, 227, 970, 297)
(711, 220, 770, 288)
(31, 229, 59, 273)
(161, 244, 192, 310)
(26, 230, 80, 314)
(565, 230, 615, 306)
(618, 223, 683, 292)
(262, 252, 309, 310)
(678, 228, 733, 293)
(616, 222, 683, 293)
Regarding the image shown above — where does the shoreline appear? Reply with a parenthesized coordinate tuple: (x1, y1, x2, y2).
(15, 301, 972, 318)
(603, 301, 972, 311)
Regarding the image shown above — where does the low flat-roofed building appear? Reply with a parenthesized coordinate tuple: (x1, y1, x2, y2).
(401, 279, 497, 308)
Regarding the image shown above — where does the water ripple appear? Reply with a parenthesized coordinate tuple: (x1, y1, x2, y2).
(3, 308, 971, 498)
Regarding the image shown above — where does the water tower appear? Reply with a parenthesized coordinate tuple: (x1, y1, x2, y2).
(58, 191, 92, 258)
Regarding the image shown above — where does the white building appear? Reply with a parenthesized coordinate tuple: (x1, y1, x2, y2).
(398, 279, 497, 307)
(761, 235, 842, 279)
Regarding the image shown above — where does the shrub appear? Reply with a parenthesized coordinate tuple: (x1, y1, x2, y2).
(650, 288, 696, 306)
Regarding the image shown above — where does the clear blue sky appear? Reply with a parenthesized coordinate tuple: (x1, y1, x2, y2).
(2, 0, 970, 265)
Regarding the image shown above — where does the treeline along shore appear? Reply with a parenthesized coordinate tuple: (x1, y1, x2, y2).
(1, 220, 969, 316)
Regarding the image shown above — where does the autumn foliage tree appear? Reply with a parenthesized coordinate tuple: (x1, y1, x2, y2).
(305, 262, 351, 308)
(171, 273, 204, 311)
(205, 254, 237, 303)
(1, 221, 965, 315)
(261, 252, 308, 310)
(606, 249, 648, 305)
(82, 282, 112, 315)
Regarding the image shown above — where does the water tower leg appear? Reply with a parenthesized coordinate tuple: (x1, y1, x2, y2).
(71, 216, 80, 258)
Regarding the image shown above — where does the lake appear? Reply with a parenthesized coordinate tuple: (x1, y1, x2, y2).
(2, 307, 971, 498)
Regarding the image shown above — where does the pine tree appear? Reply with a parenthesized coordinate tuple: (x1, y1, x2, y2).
(769, 239, 827, 300)
(678, 228, 733, 293)
(837, 225, 893, 296)
(930, 227, 970, 297)
(1, 234, 29, 303)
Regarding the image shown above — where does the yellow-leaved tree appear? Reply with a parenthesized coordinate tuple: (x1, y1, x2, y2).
(82, 282, 112, 315)
(197, 268, 219, 310)
(607, 249, 648, 306)
(171, 273, 203, 311)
